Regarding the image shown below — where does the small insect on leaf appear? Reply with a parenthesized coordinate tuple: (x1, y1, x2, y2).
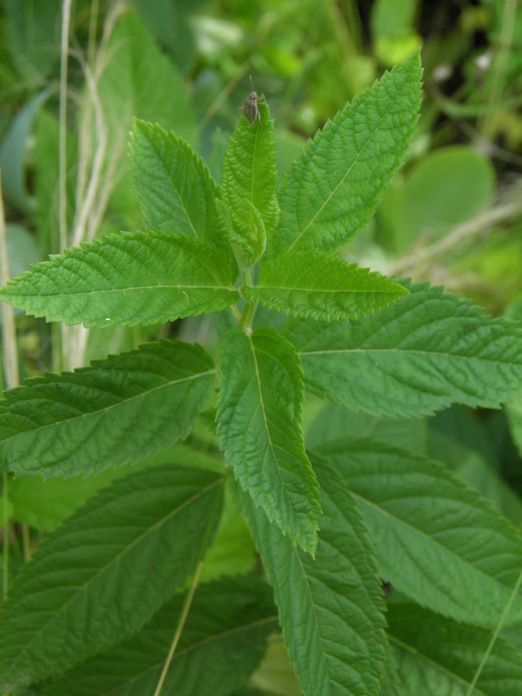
(239, 74, 265, 124)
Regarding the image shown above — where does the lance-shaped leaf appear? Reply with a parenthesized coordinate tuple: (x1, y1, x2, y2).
(385, 603, 522, 696)
(130, 119, 224, 250)
(43, 576, 278, 696)
(284, 282, 522, 418)
(0, 464, 224, 691)
(244, 251, 408, 321)
(271, 52, 422, 256)
(220, 100, 278, 264)
(0, 230, 239, 327)
(0, 340, 215, 478)
(317, 438, 522, 626)
(216, 327, 320, 554)
(236, 453, 387, 696)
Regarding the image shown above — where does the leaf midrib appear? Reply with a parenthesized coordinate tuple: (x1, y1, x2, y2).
(0, 369, 216, 449)
(5, 284, 238, 299)
(387, 635, 488, 696)
(3, 477, 224, 683)
(286, 69, 409, 252)
(298, 346, 522, 366)
(348, 485, 520, 613)
(102, 615, 278, 695)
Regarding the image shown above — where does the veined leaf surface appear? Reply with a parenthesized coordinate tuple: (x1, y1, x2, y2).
(238, 453, 387, 696)
(271, 52, 422, 255)
(0, 464, 224, 690)
(43, 576, 277, 696)
(244, 251, 408, 321)
(217, 327, 320, 554)
(385, 603, 522, 696)
(284, 282, 522, 417)
(0, 230, 239, 327)
(0, 340, 215, 477)
(317, 438, 522, 626)
(130, 119, 223, 250)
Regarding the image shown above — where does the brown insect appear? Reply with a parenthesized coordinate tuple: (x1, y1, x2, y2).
(239, 75, 265, 124)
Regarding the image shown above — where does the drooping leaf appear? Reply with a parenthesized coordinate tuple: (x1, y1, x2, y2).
(0, 230, 239, 327)
(0, 340, 215, 478)
(0, 464, 224, 690)
(284, 282, 522, 418)
(216, 327, 320, 554)
(316, 438, 522, 626)
(236, 453, 388, 696)
(386, 603, 522, 696)
(130, 119, 224, 250)
(220, 100, 279, 264)
(244, 251, 408, 321)
(270, 52, 422, 256)
(43, 575, 277, 696)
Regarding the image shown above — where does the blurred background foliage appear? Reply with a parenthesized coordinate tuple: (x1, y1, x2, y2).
(0, 1, 521, 693)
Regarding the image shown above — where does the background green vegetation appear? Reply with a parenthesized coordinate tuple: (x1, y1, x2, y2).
(0, 0, 521, 693)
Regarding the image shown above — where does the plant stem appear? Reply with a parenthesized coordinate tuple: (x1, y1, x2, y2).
(238, 268, 257, 331)
(59, 0, 73, 370)
(0, 170, 19, 601)
(1, 474, 8, 602)
(152, 560, 205, 696)
(153, 479, 224, 695)
(465, 568, 522, 695)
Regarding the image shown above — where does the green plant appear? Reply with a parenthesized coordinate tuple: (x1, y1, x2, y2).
(0, 51, 522, 695)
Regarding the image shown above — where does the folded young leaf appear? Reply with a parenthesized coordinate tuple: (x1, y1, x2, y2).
(271, 52, 422, 256)
(385, 603, 522, 696)
(284, 282, 522, 417)
(236, 453, 387, 696)
(0, 340, 215, 477)
(217, 198, 267, 270)
(216, 327, 321, 554)
(316, 438, 522, 627)
(43, 576, 278, 696)
(220, 101, 278, 261)
(0, 230, 239, 327)
(244, 251, 408, 321)
(0, 464, 224, 691)
(130, 119, 225, 251)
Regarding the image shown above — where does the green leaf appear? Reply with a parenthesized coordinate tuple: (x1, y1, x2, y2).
(0, 340, 215, 478)
(130, 119, 224, 249)
(0, 230, 239, 327)
(220, 100, 279, 263)
(386, 603, 522, 696)
(216, 327, 320, 554)
(237, 453, 388, 696)
(306, 401, 428, 455)
(506, 394, 522, 459)
(3, 0, 60, 81)
(244, 251, 408, 321)
(97, 10, 196, 146)
(0, 464, 224, 690)
(284, 282, 522, 417)
(43, 576, 277, 696)
(216, 198, 266, 271)
(317, 438, 522, 626)
(271, 52, 422, 256)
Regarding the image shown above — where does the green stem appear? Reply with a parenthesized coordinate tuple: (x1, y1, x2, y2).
(0, 169, 19, 603)
(238, 268, 257, 331)
(153, 478, 224, 696)
(465, 568, 522, 695)
(2, 473, 8, 602)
